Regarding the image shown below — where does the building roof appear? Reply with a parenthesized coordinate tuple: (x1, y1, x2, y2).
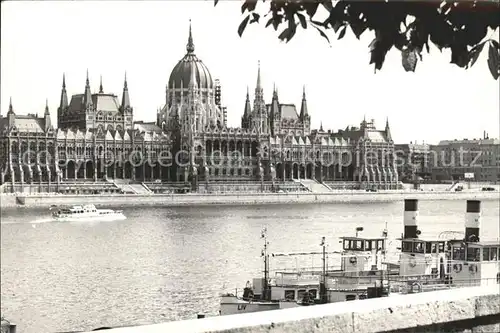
(0, 114, 48, 133)
(280, 104, 299, 120)
(134, 121, 163, 133)
(67, 93, 121, 114)
(437, 138, 500, 145)
(168, 23, 213, 90)
(92, 94, 121, 113)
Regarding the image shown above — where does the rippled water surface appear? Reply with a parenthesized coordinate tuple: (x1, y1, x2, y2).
(1, 200, 499, 332)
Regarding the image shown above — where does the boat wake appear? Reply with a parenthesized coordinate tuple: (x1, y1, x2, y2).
(0, 217, 55, 225)
(29, 217, 55, 224)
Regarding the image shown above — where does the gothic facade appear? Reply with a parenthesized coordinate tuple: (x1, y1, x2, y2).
(0, 24, 399, 191)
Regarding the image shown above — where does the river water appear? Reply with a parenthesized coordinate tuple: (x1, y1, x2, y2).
(1, 200, 499, 332)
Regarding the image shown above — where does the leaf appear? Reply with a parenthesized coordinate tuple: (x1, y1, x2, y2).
(297, 13, 307, 29)
(332, 21, 343, 33)
(350, 22, 366, 39)
(278, 28, 291, 42)
(314, 25, 330, 44)
(468, 41, 486, 68)
(402, 48, 418, 72)
(250, 13, 260, 24)
(304, 2, 319, 18)
(266, 17, 273, 28)
(487, 42, 499, 80)
(450, 45, 469, 68)
(338, 25, 346, 40)
(369, 38, 391, 71)
(238, 15, 250, 37)
(241, 0, 257, 14)
(214, 0, 219, 7)
(310, 20, 325, 27)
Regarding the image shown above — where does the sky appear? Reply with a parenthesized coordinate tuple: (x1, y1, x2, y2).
(1, 0, 499, 145)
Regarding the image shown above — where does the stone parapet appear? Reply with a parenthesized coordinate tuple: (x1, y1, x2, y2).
(81, 285, 499, 333)
(1, 190, 499, 209)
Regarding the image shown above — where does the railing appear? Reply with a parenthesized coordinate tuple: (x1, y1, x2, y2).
(388, 277, 499, 294)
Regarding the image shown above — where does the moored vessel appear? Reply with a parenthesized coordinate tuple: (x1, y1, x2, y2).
(50, 204, 126, 222)
(220, 199, 500, 316)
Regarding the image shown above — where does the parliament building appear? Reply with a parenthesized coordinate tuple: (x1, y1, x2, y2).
(0, 24, 399, 193)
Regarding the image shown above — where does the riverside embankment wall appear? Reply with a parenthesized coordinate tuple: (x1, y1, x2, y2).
(85, 285, 500, 333)
(1, 190, 499, 209)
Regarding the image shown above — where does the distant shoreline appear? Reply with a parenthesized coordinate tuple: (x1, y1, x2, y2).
(1, 190, 498, 210)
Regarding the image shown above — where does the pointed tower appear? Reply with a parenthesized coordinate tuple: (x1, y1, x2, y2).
(186, 19, 195, 54)
(120, 72, 133, 129)
(99, 75, 104, 94)
(58, 73, 68, 128)
(242, 86, 252, 129)
(385, 117, 392, 141)
(7, 97, 16, 127)
(44, 99, 52, 131)
(83, 70, 93, 108)
(269, 84, 280, 136)
(121, 72, 130, 111)
(252, 61, 268, 133)
(299, 85, 311, 134)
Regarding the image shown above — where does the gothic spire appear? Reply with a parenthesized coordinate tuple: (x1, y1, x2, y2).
(84, 70, 93, 107)
(385, 116, 392, 141)
(8, 97, 14, 114)
(272, 82, 279, 101)
(186, 19, 195, 54)
(320, 121, 324, 132)
(300, 85, 308, 119)
(244, 86, 251, 116)
(99, 75, 103, 93)
(256, 60, 262, 91)
(121, 72, 130, 110)
(45, 98, 50, 115)
(60, 73, 68, 110)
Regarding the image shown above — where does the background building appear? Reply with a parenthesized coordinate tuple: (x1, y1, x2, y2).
(395, 142, 432, 182)
(0, 24, 399, 193)
(428, 134, 500, 183)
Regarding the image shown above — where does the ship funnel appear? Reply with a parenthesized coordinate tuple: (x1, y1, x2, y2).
(465, 200, 481, 242)
(403, 199, 419, 239)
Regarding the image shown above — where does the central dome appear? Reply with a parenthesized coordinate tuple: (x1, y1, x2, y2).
(168, 23, 214, 90)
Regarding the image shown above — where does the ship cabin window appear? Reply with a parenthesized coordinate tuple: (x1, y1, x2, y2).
(353, 240, 364, 251)
(343, 239, 365, 251)
(452, 245, 465, 261)
(366, 239, 385, 251)
(345, 295, 356, 301)
(308, 289, 317, 299)
(426, 242, 433, 254)
(483, 247, 491, 261)
(466, 246, 481, 262)
(284, 290, 295, 300)
(430, 243, 437, 253)
(402, 241, 413, 253)
(490, 247, 498, 261)
(413, 241, 424, 254)
(438, 242, 445, 253)
(297, 290, 306, 299)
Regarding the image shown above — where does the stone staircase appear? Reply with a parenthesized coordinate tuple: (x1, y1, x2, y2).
(112, 180, 152, 194)
(293, 179, 332, 193)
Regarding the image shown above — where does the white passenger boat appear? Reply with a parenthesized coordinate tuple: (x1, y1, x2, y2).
(50, 204, 126, 222)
